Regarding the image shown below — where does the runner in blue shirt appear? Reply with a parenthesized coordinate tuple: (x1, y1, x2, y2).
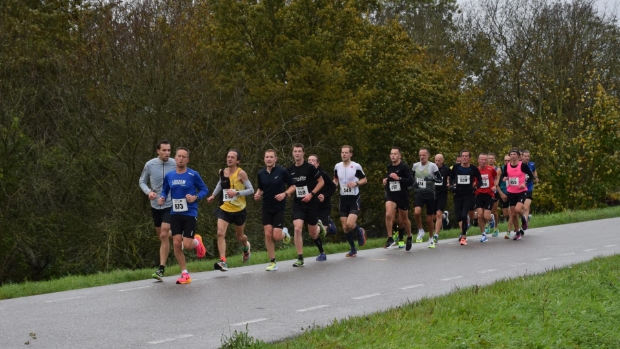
(521, 150, 539, 230)
(158, 147, 209, 284)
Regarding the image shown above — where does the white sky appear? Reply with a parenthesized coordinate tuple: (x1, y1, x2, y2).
(458, 0, 619, 19)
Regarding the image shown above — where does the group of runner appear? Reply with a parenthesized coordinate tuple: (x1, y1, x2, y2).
(139, 142, 538, 284)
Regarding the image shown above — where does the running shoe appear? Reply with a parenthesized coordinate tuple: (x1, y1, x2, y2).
(316, 252, 327, 261)
(514, 232, 522, 241)
(242, 242, 251, 263)
(358, 227, 366, 247)
(521, 215, 527, 230)
(293, 259, 304, 267)
(346, 250, 357, 257)
(152, 269, 164, 281)
(490, 214, 495, 229)
(282, 227, 291, 244)
(393, 231, 399, 243)
(416, 231, 424, 243)
(428, 240, 436, 249)
(176, 272, 191, 284)
(194, 234, 206, 258)
(398, 241, 405, 249)
(266, 262, 278, 271)
(433, 234, 439, 244)
(406, 236, 413, 251)
(327, 220, 337, 235)
(460, 236, 467, 246)
(528, 214, 532, 223)
(317, 220, 327, 237)
(519, 229, 525, 237)
(384, 236, 395, 249)
(480, 234, 488, 243)
(504, 232, 511, 239)
(214, 260, 228, 271)
(492, 229, 499, 238)
(484, 224, 490, 234)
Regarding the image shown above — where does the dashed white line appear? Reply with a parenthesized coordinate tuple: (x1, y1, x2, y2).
(509, 263, 527, 267)
(537, 258, 552, 261)
(441, 276, 463, 281)
(297, 305, 329, 312)
(583, 249, 597, 252)
(148, 334, 193, 344)
(400, 284, 424, 290)
(118, 286, 152, 292)
(478, 269, 497, 274)
(44, 296, 84, 303)
(242, 272, 253, 274)
(604, 245, 617, 248)
(371, 259, 387, 261)
(352, 293, 381, 300)
(231, 318, 267, 327)
(558, 253, 576, 256)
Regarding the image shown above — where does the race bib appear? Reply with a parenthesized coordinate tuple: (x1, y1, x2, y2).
(296, 185, 309, 198)
(172, 198, 188, 212)
(457, 175, 470, 185)
(389, 181, 401, 192)
(436, 180, 443, 187)
(223, 190, 234, 202)
(508, 177, 519, 186)
(416, 178, 426, 188)
(341, 186, 355, 195)
(481, 175, 490, 188)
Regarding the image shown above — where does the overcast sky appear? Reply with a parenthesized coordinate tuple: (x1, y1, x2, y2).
(458, 0, 619, 19)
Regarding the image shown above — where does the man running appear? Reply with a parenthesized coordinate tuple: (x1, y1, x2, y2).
(497, 155, 514, 239)
(308, 154, 338, 236)
(475, 153, 498, 243)
(254, 149, 293, 271)
(139, 140, 177, 281)
(333, 145, 368, 257)
(498, 149, 535, 240)
(487, 153, 500, 237)
(207, 149, 255, 271)
(434, 153, 451, 241)
(521, 150, 539, 230)
(412, 148, 442, 248)
(158, 147, 209, 284)
(382, 147, 414, 251)
(450, 150, 482, 246)
(284, 143, 325, 266)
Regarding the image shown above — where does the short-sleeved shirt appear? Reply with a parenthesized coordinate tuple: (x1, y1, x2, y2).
(288, 161, 321, 209)
(316, 166, 337, 210)
(449, 164, 482, 196)
(435, 165, 451, 193)
(257, 165, 294, 211)
(476, 166, 497, 197)
(334, 161, 366, 197)
(412, 162, 440, 194)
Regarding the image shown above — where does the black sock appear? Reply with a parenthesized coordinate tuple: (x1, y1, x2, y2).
(398, 228, 405, 241)
(461, 220, 468, 236)
(158, 265, 165, 272)
(270, 258, 276, 263)
(298, 254, 303, 261)
(313, 238, 324, 253)
(346, 232, 356, 250)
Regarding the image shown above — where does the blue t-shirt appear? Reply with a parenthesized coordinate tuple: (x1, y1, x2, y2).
(526, 162, 536, 191)
(160, 168, 209, 217)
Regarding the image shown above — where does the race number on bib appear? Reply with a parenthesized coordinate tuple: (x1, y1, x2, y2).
(172, 198, 188, 212)
(296, 185, 309, 198)
(416, 178, 426, 189)
(457, 175, 470, 185)
(389, 181, 401, 192)
(340, 186, 355, 195)
(223, 190, 234, 202)
(508, 177, 519, 186)
(481, 175, 490, 188)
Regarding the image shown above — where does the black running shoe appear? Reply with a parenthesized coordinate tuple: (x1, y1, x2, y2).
(384, 236, 395, 249)
(406, 236, 413, 251)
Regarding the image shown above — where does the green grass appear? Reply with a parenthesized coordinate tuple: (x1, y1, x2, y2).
(1, 206, 619, 300)
(252, 254, 620, 349)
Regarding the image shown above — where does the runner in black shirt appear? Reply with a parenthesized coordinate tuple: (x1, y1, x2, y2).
(255, 149, 294, 271)
(382, 147, 414, 251)
(308, 154, 337, 236)
(433, 153, 451, 242)
(449, 150, 482, 246)
(284, 143, 325, 267)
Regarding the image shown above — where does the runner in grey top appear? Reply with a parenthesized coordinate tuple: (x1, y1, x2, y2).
(138, 140, 177, 281)
(412, 148, 442, 247)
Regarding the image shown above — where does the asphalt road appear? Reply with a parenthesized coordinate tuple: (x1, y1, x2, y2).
(1, 218, 619, 349)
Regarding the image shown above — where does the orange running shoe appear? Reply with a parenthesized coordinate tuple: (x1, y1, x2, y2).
(195, 234, 206, 258)
(176, 272, 191, 284)
(460, 237, 467, 246)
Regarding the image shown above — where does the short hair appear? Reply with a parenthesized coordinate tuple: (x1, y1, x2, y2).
(509, 148, 521, 156)
(478, 152, 488, 157)
(342, 145, 353, 153)
(308, 154, 319, 163)
(265, 149, 277, 157)
(292, 143, 305, 151)
(522, 150, 530, 155)
(419, 148, 430, 155)
(228, 148, 241, 161)
(176, 147, 190, 157)
(157, 140, 170, 150)
(488, 152, 496, 157)
(460, 150, 471, 157)
(391, 147, 402, 154)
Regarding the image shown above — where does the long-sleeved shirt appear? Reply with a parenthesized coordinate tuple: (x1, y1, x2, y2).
(139, 157, 177, 209)
(160, 168, 209, 217)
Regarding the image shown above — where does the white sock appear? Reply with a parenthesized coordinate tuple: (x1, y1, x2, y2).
(182, 269, 188, 274)
(193, 239, 199, 248)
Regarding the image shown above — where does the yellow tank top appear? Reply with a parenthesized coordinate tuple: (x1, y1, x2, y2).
(221, 167, 246, 212)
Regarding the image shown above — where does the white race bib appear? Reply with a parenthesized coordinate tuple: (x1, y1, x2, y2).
(436, 180, 443, 187)
(296, 185, 309, 198)
(416, 178, 426, 188)
(172, 198, 188, 212)
(481, 175, 490, 188)
(389, 181, 401, 192)
(508, 177, 519, 186)
(223, 190, 234, 202)
(457, 175, 470, 184)
(340, 186, 355, 195)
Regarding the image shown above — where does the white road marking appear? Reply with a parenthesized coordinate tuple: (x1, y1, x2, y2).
(441, 276, 463, 281)
(400, 284, 424, 290)
(509, 263, 527, 267)
(537, 258, 552, 261)
(558, 253, 576, 256)
(242, 272, 253, 274)
(583, 249, 597, 252)
(297, 305, 329, 312)
(231, 318, 268, 327)
(604, 245, 617, 248)
(148, 334, 193, 344)
(44, 296, 84, 303)
(118, 286, 151, 292)
(478, 269, 497, 274)
(371, 259, 387, 261)
(352, 293, 381, 300)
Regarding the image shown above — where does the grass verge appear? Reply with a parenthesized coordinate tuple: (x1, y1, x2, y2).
(1, 206, 619, 300)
